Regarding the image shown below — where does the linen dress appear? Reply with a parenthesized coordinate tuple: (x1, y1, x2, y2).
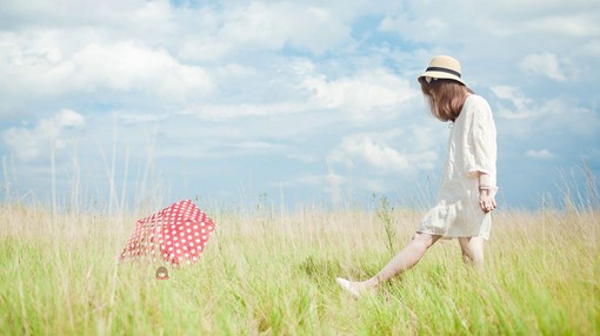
(417, 94, 497, 240)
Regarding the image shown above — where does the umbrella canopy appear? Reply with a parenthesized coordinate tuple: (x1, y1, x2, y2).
(120, 199, 215, 266)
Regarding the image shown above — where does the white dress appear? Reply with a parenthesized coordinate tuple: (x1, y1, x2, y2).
(417, 94, 498, 240)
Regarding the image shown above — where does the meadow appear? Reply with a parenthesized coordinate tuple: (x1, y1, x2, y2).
(1, 197, 598, 335)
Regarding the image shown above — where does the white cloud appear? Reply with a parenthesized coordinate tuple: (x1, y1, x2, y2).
(2, 109, 85, 161)
(230, 141, 284, 152)
(276, 174, 326, 188)
(117, 112, 169, 125)
(0, 38, 213, 103)
(339, 135, 410, 173)
(492, 86, 600, 138)
(490, 86, 536, 120)
(214, 63, 257, 78)
(526, 149, 557, 159)
(483, 12, 600, 38)
(183, 64, 418, 123)
(301, 69, 418, 121)
(286, 153, 316, 164)
(327, 131, 437, 175)
(524, 14, 599, 37)
(325, 170, 344, 205)
(178, 2, 351, 61)
(520, 53, 567, 81)
(0, 0, 175, 35)
(183, 102, 307, 121)
(64, 42, 214, 99)
(576, 40, 600, 57)
(0, 0, 598, 210)
(379, 15, 448, 42)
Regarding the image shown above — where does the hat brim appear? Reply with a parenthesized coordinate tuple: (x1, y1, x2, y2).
(418, 71, 466, 86)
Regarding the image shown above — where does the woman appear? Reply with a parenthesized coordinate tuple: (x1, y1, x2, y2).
(336, 55, 498, 297)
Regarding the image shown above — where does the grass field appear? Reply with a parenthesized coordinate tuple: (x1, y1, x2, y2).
(1, 200, 598, 335)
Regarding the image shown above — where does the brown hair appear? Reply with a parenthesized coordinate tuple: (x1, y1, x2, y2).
(418, 78, 474, 122)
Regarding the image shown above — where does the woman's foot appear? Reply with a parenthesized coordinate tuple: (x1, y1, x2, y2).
(336, 277, 376, 298)
(336, 277, 360, 297)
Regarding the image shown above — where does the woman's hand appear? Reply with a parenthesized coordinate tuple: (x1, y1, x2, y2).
(479, 189, 496, 213)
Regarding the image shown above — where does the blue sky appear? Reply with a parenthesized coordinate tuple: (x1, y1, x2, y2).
(0, 0, 598, 211)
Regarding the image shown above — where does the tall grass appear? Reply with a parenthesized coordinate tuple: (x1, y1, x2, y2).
(1, 198, 598, 335)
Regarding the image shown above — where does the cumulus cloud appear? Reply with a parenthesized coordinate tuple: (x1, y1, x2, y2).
(230, 141, 284, 152)
(286, 153, 316, 164)
(520, 13, 600, 37)
(0, 0, 597, 209)
(183, 102, 305, 120)
(526, 149, 556, 159)
(70, 42, 211, 94)
(490, 85, 536, 120)
(519, 53, 567, 81)
(0, 38, 213, 103)
(576, 40, 600, 57)
(301, 68, 418, 121)
(117, 112, 169, 125)
(183, 64, 418, 123)
(329, 135, 410, 173)
(2, 109, 85, 161)
(492, 85, 600, 140)
(178, 2, 351, 61)
(327, 132, 437, 175)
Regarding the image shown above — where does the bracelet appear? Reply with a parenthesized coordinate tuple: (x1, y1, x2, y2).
(478, 184, 492, 190)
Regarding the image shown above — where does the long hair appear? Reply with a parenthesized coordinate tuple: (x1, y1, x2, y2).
(418, 78, 474, 122)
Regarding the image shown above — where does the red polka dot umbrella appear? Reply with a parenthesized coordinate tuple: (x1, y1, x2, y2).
(120, 199, 215, 266)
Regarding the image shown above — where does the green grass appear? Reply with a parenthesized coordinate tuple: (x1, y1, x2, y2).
(1, 204, 598, 335)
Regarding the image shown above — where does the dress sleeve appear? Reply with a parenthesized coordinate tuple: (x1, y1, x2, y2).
(466, 97, 497, 179)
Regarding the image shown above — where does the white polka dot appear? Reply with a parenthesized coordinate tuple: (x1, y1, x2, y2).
(168, 247, 173, 251)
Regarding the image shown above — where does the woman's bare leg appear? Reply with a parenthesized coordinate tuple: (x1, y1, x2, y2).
(458, 236, 484, 268)
(340, 233, 441, 294)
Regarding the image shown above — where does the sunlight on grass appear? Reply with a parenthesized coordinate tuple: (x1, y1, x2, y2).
(1, 201, 598, 335)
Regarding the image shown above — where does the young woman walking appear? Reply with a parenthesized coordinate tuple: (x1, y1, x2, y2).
(336, 55, 498, 297)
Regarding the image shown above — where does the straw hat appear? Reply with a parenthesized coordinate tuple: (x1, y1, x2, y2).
(418, 55, 466, 86)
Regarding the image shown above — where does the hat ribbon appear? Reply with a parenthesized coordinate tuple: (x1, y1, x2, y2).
(425, 66, 461, 78)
